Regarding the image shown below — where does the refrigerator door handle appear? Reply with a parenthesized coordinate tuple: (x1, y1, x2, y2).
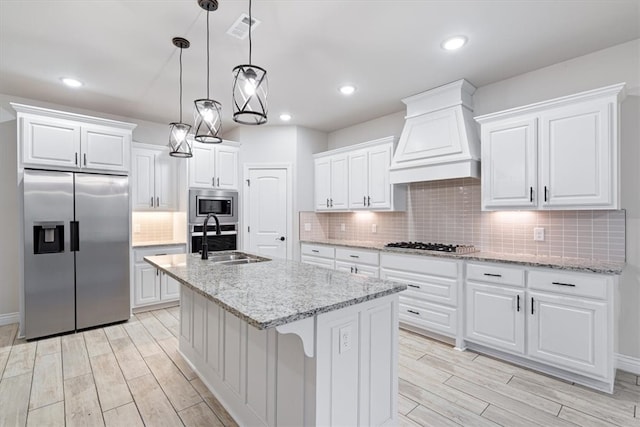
(70, 221, 80, 252)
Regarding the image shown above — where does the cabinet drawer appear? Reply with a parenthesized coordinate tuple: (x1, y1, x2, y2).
(301, 243, 335, 259)
(301, 255, 335, 270)
(134, 245, 185, 263)
(381, 268, 457, 306)
(335, 247, 379, 266)
(528, 270, 609, 300)
(466, 263, 525, 287)
(380, 253, 458, 278)
(399, 297, 457, 337)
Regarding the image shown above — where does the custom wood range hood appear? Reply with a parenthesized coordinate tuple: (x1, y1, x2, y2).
(389, 79, 481, 184)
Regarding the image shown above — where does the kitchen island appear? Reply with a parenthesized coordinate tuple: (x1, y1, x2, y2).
(145, 252, 406, 427)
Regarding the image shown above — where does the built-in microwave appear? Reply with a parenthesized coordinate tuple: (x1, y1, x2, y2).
(189, 189, 238, 225)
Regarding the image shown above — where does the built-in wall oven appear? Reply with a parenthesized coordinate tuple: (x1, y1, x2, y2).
(188, 189, 238, 253)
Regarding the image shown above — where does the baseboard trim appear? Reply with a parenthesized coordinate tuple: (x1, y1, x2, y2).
(616, 353, 640, 375)
(0, 312, 20, 326)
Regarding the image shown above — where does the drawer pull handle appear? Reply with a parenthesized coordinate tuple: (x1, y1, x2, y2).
(544, 186, 548, 202)
(517, 294, 520, 312)
(552, 281, 576, 287)
(530, 186, 533, 202)
(407, 284, 420, 289)
(484, 273, 502, 277)
(407, 310, 420, 316)
(349, 255, 359, 258)
(311, 250, 319, 253)
(531, 297, 535, 315)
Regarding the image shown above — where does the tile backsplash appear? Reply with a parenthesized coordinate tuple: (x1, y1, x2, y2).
(131, 212, 187, 244)
(299, 178, 626, 262)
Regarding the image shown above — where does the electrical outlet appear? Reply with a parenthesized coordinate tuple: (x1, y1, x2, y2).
(134, 224, 141, 233)
(304, 223, 311, 232)
(339, 325, 352, 354)
(340, 223, 346, 232)
(533, 227, 545, 241)
(372, 224, 377, 233)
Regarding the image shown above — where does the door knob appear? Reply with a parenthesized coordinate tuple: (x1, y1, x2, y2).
(276, 236, 286, 241)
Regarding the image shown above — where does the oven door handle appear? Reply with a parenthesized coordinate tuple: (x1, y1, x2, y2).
(191, 231, 238, 237)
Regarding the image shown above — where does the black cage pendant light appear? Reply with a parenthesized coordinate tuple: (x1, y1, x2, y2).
(232, 0, 268, 125)
(168, 37, 193, 158)
(194, 0, 223, 143)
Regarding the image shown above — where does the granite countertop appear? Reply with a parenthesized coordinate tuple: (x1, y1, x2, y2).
(145, 253, 406, 330)
(132, 240, 187, 248)
(300, 239, 625, 275)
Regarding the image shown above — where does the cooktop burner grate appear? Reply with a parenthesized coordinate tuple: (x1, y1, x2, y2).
(384, 241, 477, 254)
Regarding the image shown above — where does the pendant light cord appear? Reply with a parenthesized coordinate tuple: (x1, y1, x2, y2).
(206, 10, 210, 98)
(179, 46, 183, 122)
(248, 0, 252, 65)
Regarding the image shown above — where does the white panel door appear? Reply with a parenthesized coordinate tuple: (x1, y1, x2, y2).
(314, 157, 331, 210)
(330, 155, 349, 209)
(215, 146, 239, 189)
(482, 117, 538, 209)
(81, 125, 129, 172)
(465, 282, 525, 355)
(131, 148, 155, 210)
(189, 141, 215, 188)
(248, 168, 288, 259)
(155, 150, 177, 210)
(22, 116, 81, 168)
(367, 144, 392, 209)
(541, 99, 612, 208)
(348, 150, 368, 209)
(134, 264, 160, 306)
(528, 291, 608, 378)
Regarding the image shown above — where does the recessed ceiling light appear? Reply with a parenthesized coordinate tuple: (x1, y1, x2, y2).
(441, 36, 467, 51)
(339, 85, 356, 95)
(61, 77, 83, 88)
(279, 113, 291, 121)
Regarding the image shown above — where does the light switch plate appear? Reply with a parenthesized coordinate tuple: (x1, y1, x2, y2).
(533, 227, 545, 241)
(372, 224, 377, 233)
(134, 224, 141, 233)
(340, 223, 346, 232)
(304, 223, 311, 232)
(339, 325, 352, 354)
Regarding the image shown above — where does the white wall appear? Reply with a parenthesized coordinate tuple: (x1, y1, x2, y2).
(326, 39, 640, 360)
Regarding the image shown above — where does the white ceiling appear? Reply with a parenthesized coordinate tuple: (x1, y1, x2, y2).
(1, 0, 638, 133)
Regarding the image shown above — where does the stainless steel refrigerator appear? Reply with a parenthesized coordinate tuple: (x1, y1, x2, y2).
(23, 169, 130, 340)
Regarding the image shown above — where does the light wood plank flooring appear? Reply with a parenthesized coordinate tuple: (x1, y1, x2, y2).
(0, 307, 638, 426)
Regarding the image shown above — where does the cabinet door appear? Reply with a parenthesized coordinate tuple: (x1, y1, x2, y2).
(540, 99, 613, 208)
(353, 264, 379, 278)
(215, 146, 239, 189)
(161, 273, 180, 301)
(301, 255, 335, 270)
(22, 116, 81, 168)
(314, 157, 331, 210)
(528, 291, 607, 379)
(189, 141, 216, 188)
(81, 125, 130, 172)
(465, 282, 525, 355)
(348, 150, 368, 209)
(155, 150, 177, 210)
(367, 144, 392, 209)
(131, 148, 155, 210)
(134, 264, 161, 307)
(330, 155, 349, 209)
(481, 118, 537, 209)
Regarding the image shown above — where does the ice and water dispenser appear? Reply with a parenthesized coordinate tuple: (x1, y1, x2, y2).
(32, 222, 64, 254)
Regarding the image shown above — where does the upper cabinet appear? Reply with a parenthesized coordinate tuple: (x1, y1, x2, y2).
(314, 136, 406, 212)
(13, 103, 135, 173)
(132, 144, 179, 211)
(188, 140, 239, 190)
(476, 83, 625, 210)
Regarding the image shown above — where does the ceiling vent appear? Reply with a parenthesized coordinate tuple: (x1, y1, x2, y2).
(226, 13, 261, 40)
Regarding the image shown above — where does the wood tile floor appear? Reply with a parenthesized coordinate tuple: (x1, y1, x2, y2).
(0, 307, 637, 426)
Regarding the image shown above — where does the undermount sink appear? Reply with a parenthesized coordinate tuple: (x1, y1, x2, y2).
(204, 251, 271, 265)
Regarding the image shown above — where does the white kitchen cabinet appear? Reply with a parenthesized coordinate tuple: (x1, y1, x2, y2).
(380, 253, 460, 338)
(335, 247, 380, 278)
(314, 154, 348, 210)
(14, 103, 135, 173)
(475, 83, 624, 210)
(132, 144, 178, 211)
(132, 245, 186, 308)
(188, 140, 239, 190)
(315, 136, 405, 212)
(300, 243, 335, 269)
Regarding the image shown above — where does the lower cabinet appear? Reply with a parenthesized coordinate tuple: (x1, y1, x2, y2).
(464, 262, 615, 390)
(300, 243, 381, 278)
(133, 245, 185, 308)
(300, 243, 335, 269)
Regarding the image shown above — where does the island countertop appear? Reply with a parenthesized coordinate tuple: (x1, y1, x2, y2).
(144, 253, 407, 330)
